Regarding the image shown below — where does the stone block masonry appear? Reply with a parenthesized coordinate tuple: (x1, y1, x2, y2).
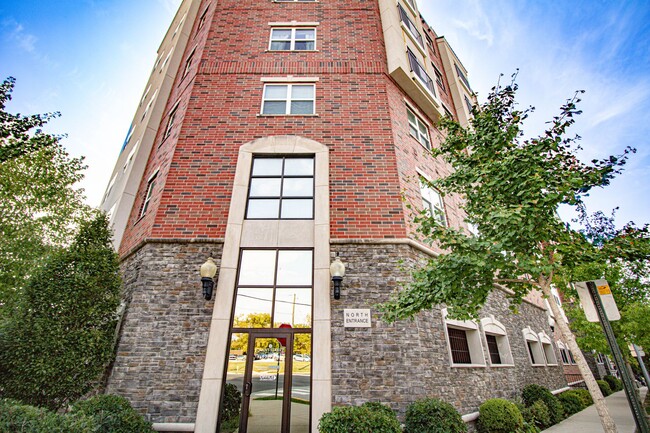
(106, 241, 222, 423)
(330, 242, 567, 418)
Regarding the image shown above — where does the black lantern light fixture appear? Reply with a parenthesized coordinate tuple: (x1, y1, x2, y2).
(200, 257, 218, 300)
(329, 256, 346, 300)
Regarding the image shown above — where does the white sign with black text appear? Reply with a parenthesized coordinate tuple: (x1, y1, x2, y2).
(344, 309, 371, 328)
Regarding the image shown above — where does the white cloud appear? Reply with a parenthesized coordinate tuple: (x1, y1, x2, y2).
(3, 19, 37, 52)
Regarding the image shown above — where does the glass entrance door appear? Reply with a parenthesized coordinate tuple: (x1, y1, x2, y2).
(219, 331, 311, 433)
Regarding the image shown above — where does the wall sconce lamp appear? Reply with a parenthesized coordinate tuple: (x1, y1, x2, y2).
(329, 256, 346, 300)
(200, 257, 218, 300)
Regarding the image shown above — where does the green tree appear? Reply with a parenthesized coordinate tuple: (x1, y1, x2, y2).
(0, 213, 122, 410)
(0, 77, 90, 316)
(380, 81, 649, 433)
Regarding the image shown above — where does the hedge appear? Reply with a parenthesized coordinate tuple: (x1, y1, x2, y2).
(404, 398, 467, 433)
(521, 384, 565, 426)
(476, 398, 523, 433)
(604, 375, 623, 392)
(318, 404, 401, 433)
(597, 380, 613, 396)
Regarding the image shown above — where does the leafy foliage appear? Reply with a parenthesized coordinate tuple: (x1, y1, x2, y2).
(404, 398, 467, 433)
(379, 80, 644, 322)
(360, 402, 397, 421)
(521, 384, 564, 426)
(603, 375, 623, 392)
(0, 214, 121, 410)
(476, 398, 523, 433)
(0, 396, 151, 433)
(557, 390, 587, 416)
(597, 380, 613, 397)
(521, 400, 551, 430)
(70, 395, 154, 433)
(317, 404, 402, 433)
(219, 383, 242, 430)
(0, 76, 90, 318)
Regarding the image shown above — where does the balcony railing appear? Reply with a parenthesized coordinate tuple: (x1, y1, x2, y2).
(398, 4, 423, 48)
(407, 49, 436, 98)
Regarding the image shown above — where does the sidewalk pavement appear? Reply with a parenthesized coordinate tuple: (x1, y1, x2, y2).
(545, 387, 647, 433)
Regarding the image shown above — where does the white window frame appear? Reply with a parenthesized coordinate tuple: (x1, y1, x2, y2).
(539, 331, 558, 365)
(443, 309, 486, 367)
(419, 177, 447, 226)
(407, 106, 431, 149)
(261, 83, 316, 115)
(269, 27, 317, 51)
(558, 341, 570, 365)
(139, 169, 159, 219)
(197, 6, 209, 31)
(481, 316, 514, 366)
(523, 327, 545, 366)
(182, 47, 197, 78)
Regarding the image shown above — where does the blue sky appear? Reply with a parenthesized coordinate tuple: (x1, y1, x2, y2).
(1, 0, 649, 228)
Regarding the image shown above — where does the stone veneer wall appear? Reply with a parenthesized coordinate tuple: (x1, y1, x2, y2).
(106, 241, 222, 423)
(330, 242, 567, 417)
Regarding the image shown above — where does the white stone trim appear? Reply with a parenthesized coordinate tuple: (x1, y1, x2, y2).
(442, 308, 486, 367)
(194, 136, 330, 433)
(268, 21, 320, 26)
(480, 316, 514, 366)
(152, 423, 195, 432)
(260, 76, 320, 82)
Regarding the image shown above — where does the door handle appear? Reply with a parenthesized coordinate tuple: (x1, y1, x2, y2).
(244, 381, 252, 397)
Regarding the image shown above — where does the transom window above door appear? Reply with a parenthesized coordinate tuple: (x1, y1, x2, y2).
(233, 249, 313, 329)
(246, 156, 314, 219)
(269, 28, 316, 51)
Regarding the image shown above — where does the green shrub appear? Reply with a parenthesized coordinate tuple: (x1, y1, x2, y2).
(521, 400, 551, 430)
(360, 402, 398, 421)
(318, 405, 401, 433)
(476, 398, 523, 433)
(404, 398, 467, 433)
(519, 420, 541, 433)
(0, 399, 94, 433)
(557, 390, 585, 416)
(597, 380, 613, 396)
(570, 388, 593, 407)
(220, 384, 242, 424)
(604, 375, 623, 392)
(521, 384, 564, 425)
(71, 395, 154, 433)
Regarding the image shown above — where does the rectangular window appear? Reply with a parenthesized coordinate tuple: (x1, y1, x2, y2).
(560, 349, 569, 364)
(569, 350, 576, 364)
(486, 334, 502, 365)
(407, 108, 431, 149)
(198, 7, 209, 30)
(182, 47, 196, 78)
(464, 95, 473, 114)
(163, 102, 179, 139)
(398, 3, 423, 47)
(527, 341, 537, 364)
(407, 48, 436, 98)
(405, 0, 417, 11)
(455, 63, 472, 90)
(433, 64, 445, 92)
(425, 33, 435, 56)
(233, 249, 313, 329)
(448, 327, 472, 364)
(269, 28, 316, 51)
(261, 84, 315, 115)
(246, 156, 314, 219)
(420, 178, 447, 226)
(139, 172, 158, 218)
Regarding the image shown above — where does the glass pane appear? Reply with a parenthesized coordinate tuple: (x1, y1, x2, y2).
(250, 178, 281, 197)
(290, 101, 314, 115)
(239, 250, 276, 285)
(262, 101, 287, 115)
(247, 199, 280, 219)
(219, 333, 245, 433)
(264, 85, 288, 99)
(294, 41, 315, 51)
(409, 124, 418, 138)
(281, 199, 313, 219)
(274, 288, 312, 327)
(252, 158, 283, 176)
(276, 250, 312, 285)
(295, 29, 315, 40)
(282, 178, 313, 197)
(271, 29, 292, 39)
(233, 288, 273, 328)
(418, 121, 428, 135)
(248, 339, 285, 433)
(291, 334, 311, 433)
(283, 158, 314, 176)
(291, 85, 314, 99)
(270, 41, 291, 51)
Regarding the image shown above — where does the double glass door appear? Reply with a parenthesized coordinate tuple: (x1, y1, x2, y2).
(218, 330, 311, 433)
